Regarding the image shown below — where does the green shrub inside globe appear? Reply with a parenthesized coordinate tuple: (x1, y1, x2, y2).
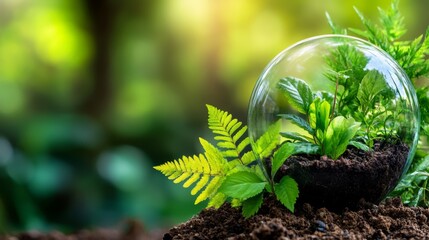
(248, 34, 420, 210)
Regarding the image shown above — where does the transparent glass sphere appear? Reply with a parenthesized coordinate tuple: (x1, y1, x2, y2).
(248, 35, 420, 208)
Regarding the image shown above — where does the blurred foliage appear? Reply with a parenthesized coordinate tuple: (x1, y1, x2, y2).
(0, 0, 427, 233)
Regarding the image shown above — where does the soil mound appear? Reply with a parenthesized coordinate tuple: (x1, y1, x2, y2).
(164, 197, 429, 239)
(3, 198, 429, 239)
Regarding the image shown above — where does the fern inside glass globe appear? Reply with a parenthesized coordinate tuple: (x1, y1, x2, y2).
(247, 34, 420, 210)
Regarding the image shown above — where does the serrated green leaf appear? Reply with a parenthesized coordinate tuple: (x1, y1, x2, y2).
(271, 143, 295, 177)
(277, 76, 314, 114)
(242, 193, 263, 218)
(219, 171, 267, 200)
(292, 142, 321, 155)
(280, 132, 312, 143)
(357, 70, 387, 106)
(278, 114, 314, 134)
(255, 120, 281, 158)
(274, 176, 299, 212)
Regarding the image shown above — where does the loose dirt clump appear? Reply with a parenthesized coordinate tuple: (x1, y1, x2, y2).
(164, 197, 429, 239)
(275, 141, 409, 210)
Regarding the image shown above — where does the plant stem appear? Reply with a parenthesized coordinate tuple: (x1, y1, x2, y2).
(331, 76, 339, 121)
(257, 153, 272, 186)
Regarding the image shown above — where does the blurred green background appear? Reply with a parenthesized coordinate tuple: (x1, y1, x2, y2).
(0, 0, 428, 233)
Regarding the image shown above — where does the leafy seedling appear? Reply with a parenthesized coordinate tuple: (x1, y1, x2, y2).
(277, 76, 367, 160)
(155, 105, 303, 217)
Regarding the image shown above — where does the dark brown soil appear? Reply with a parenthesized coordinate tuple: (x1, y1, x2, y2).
(275, 141, 409, 211)
(4, 198, 429, 239)
(164, 197, 429, 239)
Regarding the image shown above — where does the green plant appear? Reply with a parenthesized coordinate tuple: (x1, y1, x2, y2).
(277, 76, 366, 159)
(154, 105, 305, 217)
(327, 0, 429, 206)
(155, 0, 429, 219)
(324, 44, 398, 147)
(276, 16, 411, 157)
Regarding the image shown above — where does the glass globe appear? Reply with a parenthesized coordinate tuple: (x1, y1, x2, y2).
(248, 35, 420, 209)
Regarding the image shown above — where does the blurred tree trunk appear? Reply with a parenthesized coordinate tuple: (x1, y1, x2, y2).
(205, 2, 228, 103)
(81, 0, 116, 118)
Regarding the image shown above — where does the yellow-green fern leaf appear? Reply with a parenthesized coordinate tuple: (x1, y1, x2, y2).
(155, 105, 264, 209)
(191, 175, 210, 195)
(241, 151, 257, 165)
(154, 137, 229, 206)
(254, 120, 282, 159)
(167, 171, 181, 180)
(206, 104, 251, 161)
(207, 192, 227, 208)
(200, 138, 227, 172)
(195, 176, 223, 204)
(183, 172, 200, 188)
(174, 172, 192, 184)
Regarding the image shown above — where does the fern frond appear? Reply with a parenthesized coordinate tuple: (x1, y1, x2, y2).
(254, 120, 282, 159)
(241, 151, 257, 165)
(207, 192, 227, 208)
(349, 0, 429, 80)
(377, 1, 406, 41)
(154, 138, 229, 205)
(195, 176, 223, 204)
(200, 138, 226, 172)
(183, 172, 200, 188)
(155, 105, 263, 208)
(325, 12, 347, 35)
(191, 175, 210, 195)
(206, 104, 251, 161)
